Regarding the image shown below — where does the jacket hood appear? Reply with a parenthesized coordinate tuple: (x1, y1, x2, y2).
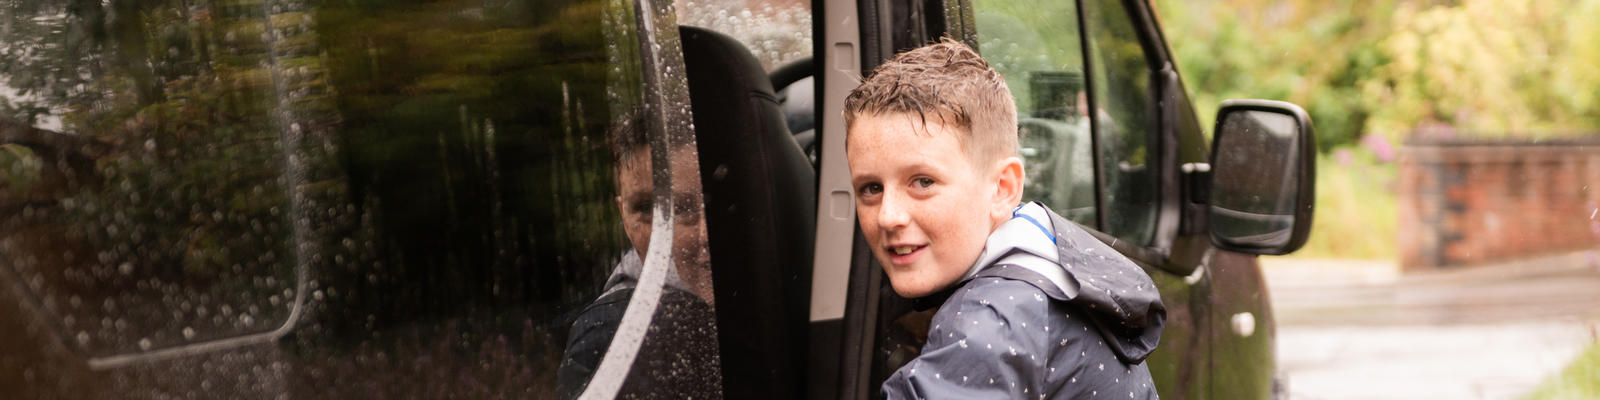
(600, 249, 691, 298)
(963, 202, 1167, 363)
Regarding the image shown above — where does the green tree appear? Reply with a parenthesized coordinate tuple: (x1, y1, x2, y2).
(1363, 0, 1600, 140)
(1155, 0, 1600, 146)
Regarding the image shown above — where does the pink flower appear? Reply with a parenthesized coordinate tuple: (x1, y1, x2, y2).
(1360, 134, 1395, 163)
(1333, 148, 1354, 166)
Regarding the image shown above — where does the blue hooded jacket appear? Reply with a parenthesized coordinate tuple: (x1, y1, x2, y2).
(882, 202, 1166, 399)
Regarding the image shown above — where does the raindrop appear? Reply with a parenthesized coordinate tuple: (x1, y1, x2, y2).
(138, 338, 152, 351)
(183, 327, 196, 340)
(76, 331, 90, 345)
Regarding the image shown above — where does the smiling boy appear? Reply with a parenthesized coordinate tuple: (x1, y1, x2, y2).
(845, 39, 1166, 399)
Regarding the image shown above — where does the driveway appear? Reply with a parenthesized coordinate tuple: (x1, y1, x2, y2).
(1264, 252, 1600, 399)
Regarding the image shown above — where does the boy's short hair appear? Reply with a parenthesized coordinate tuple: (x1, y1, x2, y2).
(843, 39, 1018, 166)
(608, 105, 651, 167)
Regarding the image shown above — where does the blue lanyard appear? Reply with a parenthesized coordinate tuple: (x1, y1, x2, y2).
(1012, 204, 1057, 244)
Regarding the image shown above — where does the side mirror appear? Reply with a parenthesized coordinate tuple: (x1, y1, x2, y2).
(1207, 100, 1316, 255)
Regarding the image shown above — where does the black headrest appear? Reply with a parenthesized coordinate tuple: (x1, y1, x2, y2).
(678, 25, 816, 400)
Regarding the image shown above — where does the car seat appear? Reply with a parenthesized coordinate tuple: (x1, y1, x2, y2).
(678, 25, 816, 400)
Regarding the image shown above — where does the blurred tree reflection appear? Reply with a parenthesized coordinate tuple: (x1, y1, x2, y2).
(0, 0, 632, 363)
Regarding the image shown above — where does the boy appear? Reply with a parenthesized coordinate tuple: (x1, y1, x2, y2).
(557, 110, 720, 400)
(845, 39, 1165, 399)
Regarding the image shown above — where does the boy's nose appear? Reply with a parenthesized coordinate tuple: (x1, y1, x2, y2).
(877, 191, 911, 230)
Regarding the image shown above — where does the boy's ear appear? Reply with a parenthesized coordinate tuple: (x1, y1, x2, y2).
(990, 156, 1025, 224)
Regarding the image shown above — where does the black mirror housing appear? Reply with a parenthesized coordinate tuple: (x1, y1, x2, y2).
(1207, 99, 1316, 255)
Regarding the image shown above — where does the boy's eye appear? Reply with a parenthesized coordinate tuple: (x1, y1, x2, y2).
(630, 200, 653, 215)
(674, 194, 703, 225)
(858, 183, 883, 196)
(913, 177, 935, 188)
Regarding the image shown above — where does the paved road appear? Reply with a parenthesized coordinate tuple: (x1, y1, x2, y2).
(1264, 251, 1600, 400)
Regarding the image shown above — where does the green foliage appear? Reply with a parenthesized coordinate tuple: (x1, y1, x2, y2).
(1288, 152, 1398, 260)
(1153, 0, 1600, 146)
(1154, 0, 1395, 149)
(0, 144, 43, 192)
(1522, 342, 1600, 400)
(1363, 0, 1600, 141)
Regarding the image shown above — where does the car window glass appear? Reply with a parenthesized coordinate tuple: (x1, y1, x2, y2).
(675, 0, 816, 143)
(1084, 0, 1158, 244)
(674, 0, 813, 72)
(973, 0, 1095, 226)
(0, 0, 716, 397)
(0, 0, 323, 361)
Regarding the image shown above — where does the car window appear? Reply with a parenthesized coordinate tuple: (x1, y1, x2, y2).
(674, 0, 813, 72)
(973, 0, 1095, 226)
(0, 0, 716, 397)
(1083, 0, 1159, 244)
(675, 0, 817, 144)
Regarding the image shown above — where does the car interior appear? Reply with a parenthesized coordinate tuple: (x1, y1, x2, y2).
(677, 25, 817, 398)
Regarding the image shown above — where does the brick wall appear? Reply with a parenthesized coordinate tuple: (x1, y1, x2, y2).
(1398, 140, 1600, 270)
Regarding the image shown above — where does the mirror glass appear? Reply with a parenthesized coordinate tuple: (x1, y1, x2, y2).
(1210, 109, 1302, 248)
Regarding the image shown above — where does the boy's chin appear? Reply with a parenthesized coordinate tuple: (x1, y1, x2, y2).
(886, 276, 955, 299)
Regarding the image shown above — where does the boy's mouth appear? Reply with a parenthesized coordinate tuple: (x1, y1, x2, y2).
(885, 244, 926, 265)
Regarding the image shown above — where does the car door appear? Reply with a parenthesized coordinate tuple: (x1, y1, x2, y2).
(0, 0, 733, 397)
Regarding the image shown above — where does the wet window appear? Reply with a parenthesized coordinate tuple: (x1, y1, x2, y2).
(675, 0, 816, 150)
(973, 0, 1096, 225)
(0, 0, 320, 362)
(0, 0, 716, 397)
(1084, 0, 1159, 244)
(674, 0, 813, 72)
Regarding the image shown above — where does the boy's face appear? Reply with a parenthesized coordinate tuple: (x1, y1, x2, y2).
(616, 146, 714, 305)
(848, 114, 1007, 298)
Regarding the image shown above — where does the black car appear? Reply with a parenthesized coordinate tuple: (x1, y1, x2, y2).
(0, 0, 1313, 398)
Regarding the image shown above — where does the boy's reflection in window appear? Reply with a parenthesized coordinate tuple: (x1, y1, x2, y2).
(556, 110, 722, 400)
